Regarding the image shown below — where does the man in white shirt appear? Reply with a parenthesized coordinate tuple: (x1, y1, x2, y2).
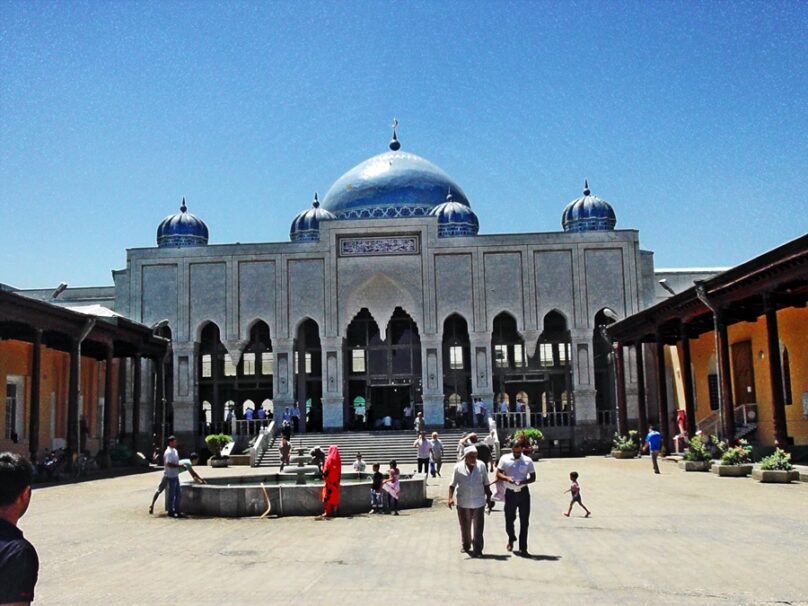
(413, 432, 431, 474)
(162, 436, 186, 518)
(496, 438, 536, 555)
(403, 404, 413, 429)
(429, 432, 444, 477)
(448, 445, 491, 557)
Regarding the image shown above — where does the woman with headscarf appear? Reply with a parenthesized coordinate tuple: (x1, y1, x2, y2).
(320, 445, 342, 518)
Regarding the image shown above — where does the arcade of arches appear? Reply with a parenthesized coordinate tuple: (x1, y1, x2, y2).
(193, 309, 576, 432)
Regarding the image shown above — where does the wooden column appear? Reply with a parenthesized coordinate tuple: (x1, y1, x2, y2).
(28, 329, 42, 462)
(655, 333, 670, 452)
(635, 343, 648, 437)
(680, 322, 697, 437)
(764, 293, 789, 447)
(132, 355, 142, 453)
(103, 346, 114, 455)
(613, 342, 628, 435)
(67, 337, 80, 455)
(716, 311, 736, 442)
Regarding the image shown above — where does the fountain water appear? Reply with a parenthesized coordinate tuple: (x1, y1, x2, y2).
(278, 445, 320, 484)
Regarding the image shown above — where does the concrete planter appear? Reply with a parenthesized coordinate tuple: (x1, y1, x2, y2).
(611, 450, 637, 459)
(679, 460, 712, 472)
(713, 464, 753, 477)
(752, 469, 800, 483)
(209, 457, 229, 468)
(227, 454, 250, 466)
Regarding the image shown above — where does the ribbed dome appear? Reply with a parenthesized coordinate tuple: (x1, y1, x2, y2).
(562, 181, 617, 233)
(321, 129, 470, 220)
(156, 198, 209, 248)
(290, 193, 336, 242)
(428, 191, 480, 238)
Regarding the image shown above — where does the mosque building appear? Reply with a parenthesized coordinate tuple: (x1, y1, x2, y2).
(1, 124, 805, 462)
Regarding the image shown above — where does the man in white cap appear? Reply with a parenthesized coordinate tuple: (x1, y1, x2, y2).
(448, 444, 491, 557)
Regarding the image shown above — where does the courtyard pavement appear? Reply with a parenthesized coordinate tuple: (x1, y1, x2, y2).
(22, 455, 808, 606)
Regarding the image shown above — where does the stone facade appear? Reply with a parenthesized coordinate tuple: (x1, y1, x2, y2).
(112, 214, 655, 451)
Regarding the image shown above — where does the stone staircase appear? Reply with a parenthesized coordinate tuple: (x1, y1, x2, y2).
(256, 429, 470, 468)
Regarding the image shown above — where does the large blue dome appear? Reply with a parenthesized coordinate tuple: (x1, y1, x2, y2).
(562, 181, 617, 233)
(321, 149, 470, 220)
(156, 198, 209, 248)
(428, 192, 479, 238)
(290, 194, 336, 242)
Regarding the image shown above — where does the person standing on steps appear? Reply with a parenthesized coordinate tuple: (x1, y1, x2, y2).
(496, 438, 536, 556)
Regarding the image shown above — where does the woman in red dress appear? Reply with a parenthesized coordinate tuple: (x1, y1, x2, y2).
(321, 445, 342, 518)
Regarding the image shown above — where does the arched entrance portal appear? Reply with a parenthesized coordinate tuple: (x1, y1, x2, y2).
(236, 321, 274, 421)
(295, 319, 322, 432)
(344, 307, 421, 429)
(442, 314, 471, 428)
(197, 322, 230, 432)
(536, 311, 574, 427)
(593, 309, 617, 425)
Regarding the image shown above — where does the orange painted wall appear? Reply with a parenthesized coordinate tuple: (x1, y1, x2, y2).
(0, 339, 122, 457)
(674, 307, 807, 446)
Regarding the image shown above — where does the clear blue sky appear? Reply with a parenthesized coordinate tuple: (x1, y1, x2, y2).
(1, 1, 806, 288)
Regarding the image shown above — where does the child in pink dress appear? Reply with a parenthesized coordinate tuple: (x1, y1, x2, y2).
(563, 471, 591, 517)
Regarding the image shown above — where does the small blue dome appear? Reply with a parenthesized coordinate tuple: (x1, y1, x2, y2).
(562, 181, 617, 232)
(321, 133, 470, 220)
(157, 198, 209, 248)
(290, 193, 336, 242)
(428, 192, 480, 238)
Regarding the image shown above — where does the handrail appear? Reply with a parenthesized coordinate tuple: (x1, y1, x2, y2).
(250, 420, 275, 467)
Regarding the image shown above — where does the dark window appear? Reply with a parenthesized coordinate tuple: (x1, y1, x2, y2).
(708, 374, 719, 411)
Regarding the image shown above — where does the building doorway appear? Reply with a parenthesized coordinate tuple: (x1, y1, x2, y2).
(369, 384, 413, 429)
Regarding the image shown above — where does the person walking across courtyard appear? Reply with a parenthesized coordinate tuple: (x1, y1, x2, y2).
(448, 445, 491, 557)
(563, 471, 591, 518)
(429, 431, 444, 477)
(496, 438, 536, 555)
(644, 425, 662, 474)
(0, 452, 39, 605)
(413, 431, 431, 474)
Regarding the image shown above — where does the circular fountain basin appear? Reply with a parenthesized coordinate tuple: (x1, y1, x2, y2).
(181, 472, 428, 517)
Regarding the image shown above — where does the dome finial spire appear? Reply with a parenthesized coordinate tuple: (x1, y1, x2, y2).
(583, 179, 590, 196)
(446, 187, 454, 202)
(389, 118, 401, 151)
(313, 192, 320, 208)
(180, 197, 187, 212)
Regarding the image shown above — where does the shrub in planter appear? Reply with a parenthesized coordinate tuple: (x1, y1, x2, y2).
(611, 431, 639, 458)
(714, 439, 754, 477)
(508, 429, 544, 459)
(759, 448, 793, 471)
(205, 434, 232, 464)
(680, 434, 716, 471)
(683, 434, 716, 462)
(720, 439, 753, 466)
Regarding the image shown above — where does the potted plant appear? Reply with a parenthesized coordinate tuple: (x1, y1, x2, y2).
(205, 433, 232, 468)
(713, 439, 754, 477)
(510, 428, 544, 461)
(679, 434, 714, 471)
(611, 431, 639, 459)
(752, 448, 799, 483)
